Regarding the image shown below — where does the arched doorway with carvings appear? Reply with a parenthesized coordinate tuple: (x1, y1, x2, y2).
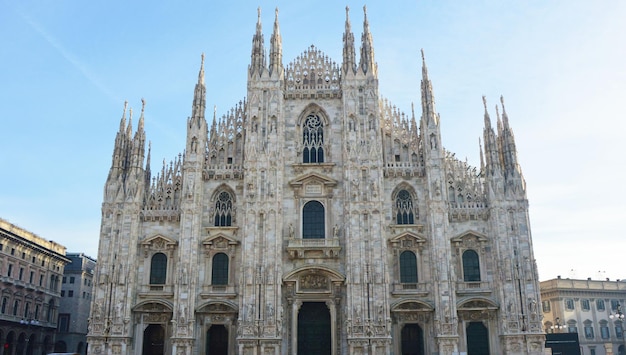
(391, 300, 434, 355)
(196, 301, 238, 355)
(132, 300, 173, 355)
(283, 266, 345, 355)
(457, 298, 499, 355)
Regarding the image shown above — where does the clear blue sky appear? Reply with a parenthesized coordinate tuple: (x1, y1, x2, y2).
(1, 1, 625, 281)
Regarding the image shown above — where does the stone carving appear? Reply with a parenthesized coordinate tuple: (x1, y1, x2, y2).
(300, 274, 328, 290)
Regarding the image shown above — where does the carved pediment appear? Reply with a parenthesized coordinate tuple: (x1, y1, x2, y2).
(133, 300, 173, 313)
(457, 298, 498, 310)
(140, 235, 177, 256)
(202, 234, 239, 251)
(290, 173, 337, 188)
(197, 301, 238, 314)
(389, 232, 427, 249)
(450, 230, 489, 247)
(391, 300, 434, 312)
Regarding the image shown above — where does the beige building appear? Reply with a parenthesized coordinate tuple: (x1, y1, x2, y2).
(87, 7, 545, 355)
(540, 277, 626, 355)
(0, 218, 70, 355)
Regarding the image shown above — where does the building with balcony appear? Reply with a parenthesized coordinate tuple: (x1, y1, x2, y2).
(540, 277, 626, 355)
(55, 253, 96, 354)
(0, 218, 70, 355)
(87, 7, 544, 355)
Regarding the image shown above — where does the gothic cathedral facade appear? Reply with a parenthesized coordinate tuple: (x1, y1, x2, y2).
(87, 7, 545, 355)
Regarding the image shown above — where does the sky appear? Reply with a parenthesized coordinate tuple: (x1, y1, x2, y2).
(1, 0, 625, 282)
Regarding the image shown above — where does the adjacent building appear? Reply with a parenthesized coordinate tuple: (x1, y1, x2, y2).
(0, 218, 70, 355)
(540, 277, 626, 355)
(56, 253, 96, 354)
(87, 7, 545, 355)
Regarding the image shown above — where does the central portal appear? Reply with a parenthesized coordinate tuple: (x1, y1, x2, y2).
(297, 302, 331, 355)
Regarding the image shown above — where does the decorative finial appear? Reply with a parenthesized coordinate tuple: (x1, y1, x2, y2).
(421, 49, 425, 62)
(201, 53, 205, 66)
(141, 98, 146, 112)
(482, 95, 487, 110)
(275, 7, 278, 17)
(257, 7, 261, 19)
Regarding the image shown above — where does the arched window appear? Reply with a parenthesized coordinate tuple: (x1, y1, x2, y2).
(46, 299, 54, 322)
(462, 250, 481, 282)
(211, 253, 229, 285)
(399, 251, 418, 283)
(302, 114, 324, 163)
(302, 201, 325, 239)
(214, 191, 233, 227)
(395, 190, 415, 224)
(150, 253, 167, 285)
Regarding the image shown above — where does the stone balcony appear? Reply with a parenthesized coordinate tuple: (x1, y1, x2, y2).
(391, 282, 430, 297)
(286, 237, 341, 259)
(200, 285, 238, 299)
(138, 284, 174, 298)
(455, 281, 493, 295)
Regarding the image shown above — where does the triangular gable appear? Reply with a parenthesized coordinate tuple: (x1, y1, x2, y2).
(202, 233, 239, 249)
(450, 230, 489, 244)
(289, 172, 337, 187)
(389, 231, 427, 245)
(140, 234, 178, 248)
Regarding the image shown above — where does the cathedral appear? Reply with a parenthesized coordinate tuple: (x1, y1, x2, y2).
(87, 6, 545, 355)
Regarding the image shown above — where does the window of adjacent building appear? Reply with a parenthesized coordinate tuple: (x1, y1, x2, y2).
(302, 201, 325, 239)
(19, 267, 24, 280)
(21, 252, 25, 259)
(565, 299, 575, 310)
(611, 299, 620, 311)
(12, 300, 19, 316)
(0, 243, 3, 251)
(11, 248, 15, 255)
(616, 322, 623, 338)
(23, 302, 29, 318)
(302, 114, 324, 163)
(399, 251, 418, 283)
(567, 321, 577, 334)
(82, 292, 86, 298)
(1, 297, 7, 314)
(395, 190, 415, 225)
(462, 250, 481, 282)
(600, 321, 610, 339)
(214, 191, 233, 227)
(597, 299, 605, 311)
(590, 348, 596, 355)
(39, 274, 44, 286)
(581, 299, 590, 311)
(542, 300, 551, 313)
(62, 276, 66, 283)
(69, 276, 75, 284)
(211, 253, 229, 286)
(68, 290, 73, 297)
(584, 322, 594, 339)
(149, 253, 167, 285)
(35, 304, 39, 319)
(58, 313, 70, 332)
(46, 300, 54, 322)
(7, 264, 13, 277)
(32, 256, 35, 263)
(29, 271, 34, 284)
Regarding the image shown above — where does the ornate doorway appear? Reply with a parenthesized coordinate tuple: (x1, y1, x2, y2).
(466, 322, 489, 355)
(298, 302, 331, 355)
(206, 325, 228, 355)
(143, 324, 165, 355)
(401, 324, 424, 355)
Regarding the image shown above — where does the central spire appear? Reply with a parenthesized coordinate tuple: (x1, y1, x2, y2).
(269, 7, 283, 77)
(249, 7, 266, 76)
(358, 5, 376, 76)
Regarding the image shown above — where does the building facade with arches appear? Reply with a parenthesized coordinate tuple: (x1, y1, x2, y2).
(87, 7, 544, 355)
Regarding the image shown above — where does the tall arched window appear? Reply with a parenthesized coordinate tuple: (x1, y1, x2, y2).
(214, 191, 233, 227)
(211, 253, 229, 285)
(302, 201, 325, 239)
(462, 250, 481, 282)
(302, 114, 324, 163)
(399, 251, 418, 283)
(395, 190, 415, 224)
(150, 253, 167, 285)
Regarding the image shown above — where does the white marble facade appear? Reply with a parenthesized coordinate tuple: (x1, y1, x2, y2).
(87, 7, 545, 355)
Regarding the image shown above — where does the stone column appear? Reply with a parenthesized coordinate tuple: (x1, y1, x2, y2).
(291, 300, 302, 355)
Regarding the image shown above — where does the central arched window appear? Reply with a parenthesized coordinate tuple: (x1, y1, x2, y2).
(462, 250, 481, 282)
(302, 114, 324, 163)
(150, 253, 167, 285)
(214, 191, 233, 227)
(211, 253, 229, 285)
(399, 251, 418, 283)
(395, 190, 415, 224)
(302, 201, 325, 239)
